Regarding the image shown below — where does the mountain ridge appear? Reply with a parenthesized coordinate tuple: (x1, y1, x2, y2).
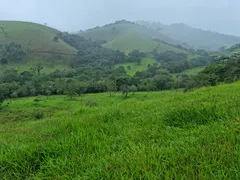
(136, 20, 240, 50)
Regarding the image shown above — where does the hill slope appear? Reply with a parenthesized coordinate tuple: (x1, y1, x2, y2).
(137, 21, 240, 50)
(1, 82, 240, 179)
(79, 20, 192, 54)
(0, 21, 77, 57)
(213, 44, 240, 57)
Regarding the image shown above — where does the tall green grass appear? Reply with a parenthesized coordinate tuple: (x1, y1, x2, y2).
(1, 83, 240, 179)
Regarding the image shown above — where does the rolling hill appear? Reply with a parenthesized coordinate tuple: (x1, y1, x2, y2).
(79, 20, 195, 55)
(137, 21, 240, 51)
(0, 21, 77, 70)
(79, 20, 204, 75)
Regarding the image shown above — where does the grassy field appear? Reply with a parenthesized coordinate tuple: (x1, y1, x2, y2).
(115, 57, 156, 75)
(0, 63, 70, 74)
(181, 66, 205, 75)
(1, 82, 240, 179)
(0, 53, 72, 73)
(103, 33, 159, 53)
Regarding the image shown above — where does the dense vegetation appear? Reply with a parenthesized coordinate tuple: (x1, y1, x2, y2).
(185, 56, 240, 90)
(0, 42, 26, 64)
(0, 29, 214, 102)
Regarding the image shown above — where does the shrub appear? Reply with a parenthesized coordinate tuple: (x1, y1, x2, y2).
(85, 98, 97, 107)
(34, 112, 44, 120)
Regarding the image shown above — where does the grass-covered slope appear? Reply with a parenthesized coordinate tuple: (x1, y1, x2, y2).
(0, 21, 77, 72)
(0, 21, 76, 55)
(79, 20, 195, 54)
(1, 82, 240, 179)
(80, 20, 176, 44)
(137, 21, 240, 50)
(213, 44, 240, 57)
(103, 33, 159, 53)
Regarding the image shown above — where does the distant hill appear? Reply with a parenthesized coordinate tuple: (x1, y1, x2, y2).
(211, 44, 240, 63)
(0, 21, 77, 58)
(137, 21, 240, 51)
(79, 20, 193, 54)
(214, 44, 240, 56)
(79, 20, 203, 75)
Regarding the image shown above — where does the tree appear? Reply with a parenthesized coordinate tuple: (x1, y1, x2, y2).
(136, 58, 141, 65)
(128, 50, 145, 63)
(53, 36, 59, 42)
(41, 81, 54, 98)
(129, 85, 137, 95)
(34, 63, 43, 75)
(0, 43, 26, 64)
(153, 75, 174, 90)
(64, 79, 77, 99)
(120, 85, 129, 97)
(106, 80, 117, 96)
(76, 82, 87, 97)
(0, 86, 5, 101)
(0, 26, 4, 33)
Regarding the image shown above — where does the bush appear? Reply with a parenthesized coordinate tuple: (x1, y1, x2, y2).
(34, 112, 44, 120)
(85, 98, 97, 107)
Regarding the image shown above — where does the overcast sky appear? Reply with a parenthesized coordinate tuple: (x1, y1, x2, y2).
(0, 0, 239, 35)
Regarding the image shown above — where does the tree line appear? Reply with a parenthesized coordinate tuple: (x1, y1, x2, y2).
(0, 32, 226, 107)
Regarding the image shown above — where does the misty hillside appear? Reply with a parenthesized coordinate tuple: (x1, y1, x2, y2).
(212, 44, 240, 58)
(137, 21, 240, 51)
(79, 20, 185, 53)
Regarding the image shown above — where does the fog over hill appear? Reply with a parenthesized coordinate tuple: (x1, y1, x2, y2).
(1, 0, 239, 36)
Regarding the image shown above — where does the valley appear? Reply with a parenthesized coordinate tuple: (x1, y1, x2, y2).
(1, 17, 240, 179)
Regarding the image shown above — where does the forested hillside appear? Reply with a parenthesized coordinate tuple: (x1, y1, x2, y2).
(1, 20, 239, 103)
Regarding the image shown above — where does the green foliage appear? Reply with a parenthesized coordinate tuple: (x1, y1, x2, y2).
(120, 84, 130, 97)
(185, 57, 240, 91)
(34, 111, 44, 120)
(0, 43, 26, 64)
(129, 85, 137, 95)
(106, 80, 117, 96)
(115, 57, 156, 76)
